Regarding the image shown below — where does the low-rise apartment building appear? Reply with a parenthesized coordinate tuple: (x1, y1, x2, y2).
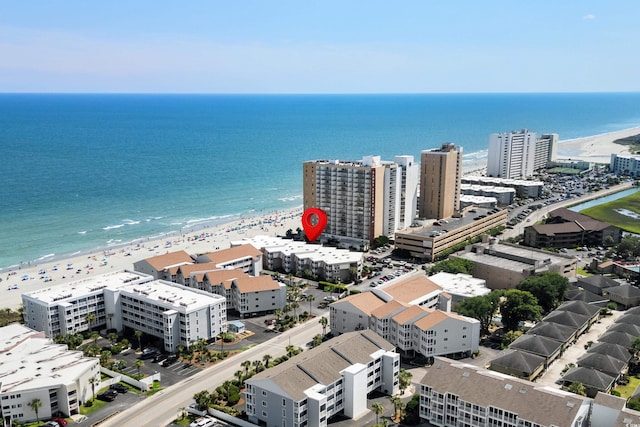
(0, 324, 100, 424)
(394, 207, 507, 261)
(419, 357, 640, 427)
(132, 250, 194, 280)
(330, 276, 479, 359)
(245, 330, 399, 427)
(230, 276, 287, 318)
(236, 235, 363, 283)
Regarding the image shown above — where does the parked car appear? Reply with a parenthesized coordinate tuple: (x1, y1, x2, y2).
(162, 354, 178, 367)
(140, 347, 161, 360)
(52, 418, 68, 426)
(98, 389, 118, 402)
(109, 383, 128, 393)
(190, 416, 217, 427)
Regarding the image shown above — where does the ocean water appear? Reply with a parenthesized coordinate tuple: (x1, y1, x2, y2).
(1, 93, 640, 269)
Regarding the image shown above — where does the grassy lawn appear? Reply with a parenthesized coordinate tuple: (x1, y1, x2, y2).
(580, 190, 640, 234)
(576, 267, 593, 276)
(614, 375, 640, 399)
(80, 398, 109, 415)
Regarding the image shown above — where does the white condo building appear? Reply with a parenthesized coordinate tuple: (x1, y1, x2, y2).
(0, 324, 100, 424)
(611, 153, 640, 176)
(22, 271, 227, 352)
(245, 330, 399, 427)
(487, 130, 557, 179)
(303, 155, 416, 243)
(394, 155, 419, 229)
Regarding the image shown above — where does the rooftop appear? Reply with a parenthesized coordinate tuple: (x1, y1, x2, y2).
(428, 272, 490, 298)
(200, 244, 262, 264)
(23, 270, 153, 304)
(236, 235, 363, 264)
(122, 280, 225, 311)
(0, 324, 97, 393)
(396, 206, 505, 238)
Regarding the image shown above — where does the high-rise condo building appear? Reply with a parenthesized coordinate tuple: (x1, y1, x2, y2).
(419, 143, 462, 220)
(487, 129, 556, 179)
(394, 155, 419, 229)
(303, 156, 413, 243)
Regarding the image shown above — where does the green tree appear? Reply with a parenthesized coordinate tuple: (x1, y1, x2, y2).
(134, 359, 144, 376)
(90, 331, 100, 345)
(88, 376, 99, 402)
(108, 332, 118, 345)
(616, 236, 640, 259)
(427, 258, 474, 275)
(307, 294, 315, 316)
(286, 344, 296, 358)
(632, 337, 640, 355)
(502, 330, 522, 347)
(85, 312, 97, 330)
(319, 316, 329, 336)
(454, 290, 502, 335)
(567, 381, 587, 396)
(398, 368, 412, 394)
(312, 334, 323, 348)
(500, 289, 542, 331)
(262, 354, 272, 369)
(516, 272, 568, 313)
(134, 329, 143, 351)
(99, 350, 112, 367)
(241, 360, 252, 382)
(372, 402, 384, 426)
(193, 389, 211, 410)
(27, 398, 42, 425)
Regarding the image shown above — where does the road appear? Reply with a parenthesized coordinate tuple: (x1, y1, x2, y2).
(102, 315, 325, 427)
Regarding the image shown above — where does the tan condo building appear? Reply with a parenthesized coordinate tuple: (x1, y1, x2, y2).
(419, 143, 463, 220)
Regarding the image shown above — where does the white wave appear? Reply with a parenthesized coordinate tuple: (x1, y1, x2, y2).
(169, 222, 184, 226)
(278, 194, 303, 202)
(77, 231, 87, 235)
(103, 224, 125, 230)
(37, 253, 55, 261)
(123, 219, 141, 225)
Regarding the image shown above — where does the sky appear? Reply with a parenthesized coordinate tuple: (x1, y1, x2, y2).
(1, 1, 639, 94)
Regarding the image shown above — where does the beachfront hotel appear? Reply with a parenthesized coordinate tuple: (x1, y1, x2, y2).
(303, 155, 418, 244)
(22, 270, 227, 352)
(487, 129, 557, 179)
(244, 329, 400, 427)
(419, 143, 463, 220)
(0, 324, 100, 424)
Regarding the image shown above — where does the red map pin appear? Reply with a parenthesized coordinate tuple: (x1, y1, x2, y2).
(301, 208, 327, 242)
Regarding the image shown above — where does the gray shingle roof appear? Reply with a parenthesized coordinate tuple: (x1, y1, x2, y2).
(246, 329, 394, 401)
(598, 330, 636, 349)
(509, 334, 563, 358)
(555, 300, 601, 318)
(577, 353, 627, 376)
(587, 342, 632, 363)
(543, 310, 589, 329)
(420, 358, 588, 427)
(562, 366, 616, 390)
(489, 349, 546, 376)
(527, 321, 576, 343)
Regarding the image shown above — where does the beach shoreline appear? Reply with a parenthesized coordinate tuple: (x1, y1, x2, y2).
(4, 126, 640, 310)
(1, 206, 304, 309)
(556, 126, 640, 163)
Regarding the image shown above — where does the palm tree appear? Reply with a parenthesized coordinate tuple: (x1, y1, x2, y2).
(286, 344, 296, 358)
(107, 332, 118, 345)
(319, 316, 328, 336)
(134, 359, 144, 376)
(223, 380, 233, 401)
(398, 368, 412, 394)
(85, 312, 97, 331)
(88, 376, 98, 402)
(27, 398, 42, 425)
(307, 294, 315, 316)
(90, 331, 100, 345)
(372, 402, 384, 426)
(134, 329, 143, 351)
(193, 390, 211, 410)
(389, 396, 401, 421)
(262, 353, 272, 369)
(234, 369, 243, 386)
(99, 350, 112, 367)
(312, 334, 323, 348)
(241, 360, 252, 382)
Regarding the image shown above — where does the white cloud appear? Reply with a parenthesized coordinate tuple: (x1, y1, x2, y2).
(583, 14, 596, 20)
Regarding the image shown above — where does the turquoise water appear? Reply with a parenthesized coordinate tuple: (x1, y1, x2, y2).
(1, 93, 640, 269)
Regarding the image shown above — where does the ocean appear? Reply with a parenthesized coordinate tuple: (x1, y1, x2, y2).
(1, 93, 640, 269)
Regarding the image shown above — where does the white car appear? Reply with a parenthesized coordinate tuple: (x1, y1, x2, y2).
(190, 417, 217, 427)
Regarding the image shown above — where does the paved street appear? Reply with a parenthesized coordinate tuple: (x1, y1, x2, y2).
(101, 315, 326, 427)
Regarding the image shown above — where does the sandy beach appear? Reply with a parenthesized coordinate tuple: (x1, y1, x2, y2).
(556, 126, 640, 163)
(1, 207, 303, 310)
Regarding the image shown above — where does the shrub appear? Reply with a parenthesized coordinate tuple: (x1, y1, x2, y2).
(228, 391, 240, 406)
